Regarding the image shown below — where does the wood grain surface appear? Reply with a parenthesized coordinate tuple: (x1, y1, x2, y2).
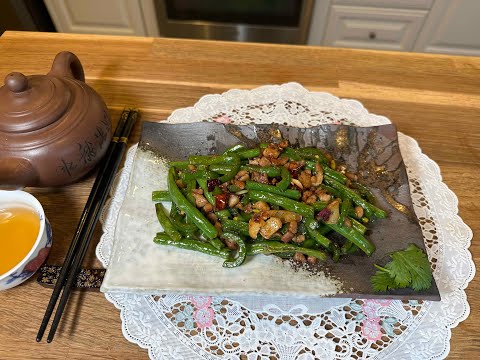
(0, 31, 478, 359)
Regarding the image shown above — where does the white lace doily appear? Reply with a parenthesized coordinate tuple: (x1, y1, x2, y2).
(96, 83, 474, 359)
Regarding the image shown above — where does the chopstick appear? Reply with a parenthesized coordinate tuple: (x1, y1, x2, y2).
(36, 109, 139, 343)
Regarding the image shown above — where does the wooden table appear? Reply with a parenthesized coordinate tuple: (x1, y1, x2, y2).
(0, 31, 478, 359)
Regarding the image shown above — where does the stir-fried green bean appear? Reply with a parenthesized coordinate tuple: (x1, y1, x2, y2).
(304, 218, 331, 250)
(238, 148, 260, 159)
(222, 232, 247, 268)
(246, 241, 327, 261)
(324, 177, 387, 219)
(153, 139, 387, 269)
(276, 167, 291, 191)
(326, 224, 375, 256)
(168, 168, 218, 239)
(154, 233, 229, 258)
(223, 144, 246, 155)
(152, 190, 171, 202)
(155, 203, 182, 241)
(245, 181, 301, 200)
(240, 165, 282, 177)
(221, 219, 249, 236)
(249, 190, 314, 218)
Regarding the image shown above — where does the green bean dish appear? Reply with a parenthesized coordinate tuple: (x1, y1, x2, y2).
(152, 139, 388, 269)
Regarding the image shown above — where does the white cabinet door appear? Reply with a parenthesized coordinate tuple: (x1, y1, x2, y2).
(44, 0, 159, 36)
(414, 0, 480, 56)
(324, 5, 427, 51)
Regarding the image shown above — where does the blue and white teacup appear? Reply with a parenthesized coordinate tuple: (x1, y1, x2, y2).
(0, 190, 52, 291)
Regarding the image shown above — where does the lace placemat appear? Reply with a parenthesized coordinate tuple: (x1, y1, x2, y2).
(96, 83, 474, 359)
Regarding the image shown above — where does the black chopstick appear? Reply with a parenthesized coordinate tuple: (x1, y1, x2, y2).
(36, 109, 135, 342)
(45, 110, 139, 343)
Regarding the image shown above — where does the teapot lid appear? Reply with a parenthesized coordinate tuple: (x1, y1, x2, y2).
(0, 72, 71, 133)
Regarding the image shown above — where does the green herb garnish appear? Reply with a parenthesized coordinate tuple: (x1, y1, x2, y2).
(371, 244, 433, 292)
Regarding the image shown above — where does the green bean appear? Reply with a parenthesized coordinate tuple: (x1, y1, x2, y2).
(312, 201, 328, 211)
(281, 147, 302, 161)
(320, 184, 341, 198)
(215, 210, 231, 221)
(155, 203, 181, 241)
(179, 171, 196, 182)
(323, 177, 387, 219)
(339, 199, 351, 225)
(154, 233, 229, 258)
(171, 218, 198, 236)
(222, 232, 247, 268)
(195, 177, 215, 205)
(350, 217, 367, 235)
(304, 218, 331, 250)
(351, 181, 376, 203)
(209, 164, 236, 173)
(301, 238, 318, 249)
(318, 224, 331, 236)
(304, 160, 347, 184)
(323, 166, 347, 184)
(168, 168, 218, 239)
(296, 147, 328, 164)
(206, 235, 226, 250)
(188, 154, 238, 166)
(221, 219, 249, 236)
(246, 241, 327, 261)
(341, 240, 359, 255)
(238, 148, 261, 159)
(219, 165, 239, 182)
(240, 165, 282, 177)
(326, 224, 375, 256)
(152, 190, 171, 202)
(276, 167, 291, 191)
(184, 179, 197, 206)
(223, 144, 246, 155)
(249, 190, 314, 218)
(168, 203, 198, 236)
(241, 192, 250, 205)
(228, 184, 242, 192)
(245, 181, 301, 200)
(237, 211, 252, 222)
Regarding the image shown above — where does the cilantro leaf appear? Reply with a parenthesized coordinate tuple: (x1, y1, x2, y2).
(371, 244, 433, 292)
(371, 268, 397, 292)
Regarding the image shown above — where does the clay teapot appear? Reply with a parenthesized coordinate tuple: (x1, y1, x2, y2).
(0, 51, 111, 187)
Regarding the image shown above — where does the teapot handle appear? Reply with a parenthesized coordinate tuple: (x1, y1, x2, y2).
(48, 51, 85, 82)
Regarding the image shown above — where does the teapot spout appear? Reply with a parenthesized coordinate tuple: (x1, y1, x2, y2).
(0, 158, 38, 187)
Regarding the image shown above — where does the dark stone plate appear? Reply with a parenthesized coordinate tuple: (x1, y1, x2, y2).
(140, 121, 440, 301)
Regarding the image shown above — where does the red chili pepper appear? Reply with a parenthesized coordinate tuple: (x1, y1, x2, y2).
(215, 193, 228, 210)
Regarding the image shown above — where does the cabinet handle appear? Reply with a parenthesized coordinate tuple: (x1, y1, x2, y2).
(369, 32, 376, 40)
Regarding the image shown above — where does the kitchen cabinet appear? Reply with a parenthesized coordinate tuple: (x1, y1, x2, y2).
(309, 0, 480, 55)
(44, 0, 158, 36)
(413, 0, 480, 55)
(323, 5, 428, 51)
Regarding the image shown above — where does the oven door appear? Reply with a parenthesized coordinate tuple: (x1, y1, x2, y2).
(154, 0, 314, 44)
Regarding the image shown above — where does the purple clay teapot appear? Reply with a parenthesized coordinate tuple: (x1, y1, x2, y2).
(0, 51, 111, 187)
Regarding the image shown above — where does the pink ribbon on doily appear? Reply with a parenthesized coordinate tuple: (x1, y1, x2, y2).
(361, 299, 393, 341)
(189, 295, 215, 329)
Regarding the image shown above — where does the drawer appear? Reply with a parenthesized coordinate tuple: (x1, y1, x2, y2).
(323, 5, 428, 51)
(333, 0, 433, 10)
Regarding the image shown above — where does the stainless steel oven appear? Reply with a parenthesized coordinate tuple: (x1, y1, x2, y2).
(154, 0, 314, 44)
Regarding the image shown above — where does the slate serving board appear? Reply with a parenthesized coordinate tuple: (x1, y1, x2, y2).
(103, 121, 439, 300)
